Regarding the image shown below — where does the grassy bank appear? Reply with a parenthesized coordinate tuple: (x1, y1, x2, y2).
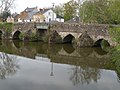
(109, 27, 120, 44)
(109, 26, 120, 77)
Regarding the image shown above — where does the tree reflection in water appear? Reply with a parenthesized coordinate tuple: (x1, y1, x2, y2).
(0, 52, 19, 79)
(70, 66, 101, 86)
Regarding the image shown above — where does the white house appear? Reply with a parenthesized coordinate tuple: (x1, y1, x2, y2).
(16, 7, 64, 23)
(7, 16, 14, 23)
(33, 8, 56, 23)
(56, 15, 64, 22)
(33, 8, 64, 23)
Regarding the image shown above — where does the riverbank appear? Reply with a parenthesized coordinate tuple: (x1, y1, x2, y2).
(109, 26, 120, 78)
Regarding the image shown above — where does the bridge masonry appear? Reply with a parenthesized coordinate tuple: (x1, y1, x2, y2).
(50, 23, 116, 47)
(0, 22, 117, 47)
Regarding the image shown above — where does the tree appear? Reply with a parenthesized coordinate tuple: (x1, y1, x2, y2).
(0, 0, 16, 21)
(0, 0, 16, 12)
(0, 10, 11, 21)
(79, 0, 120, 24)
(63, 0, 78, 21)
(108, 0, 120, 24)
(54, 4, 64, 17)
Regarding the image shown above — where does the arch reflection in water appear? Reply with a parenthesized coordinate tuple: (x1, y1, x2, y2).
(0, 52, 19, 79)
(0, 30, 2, 39)
(63, 44, 75, 54)
(13, 40, 23, 49)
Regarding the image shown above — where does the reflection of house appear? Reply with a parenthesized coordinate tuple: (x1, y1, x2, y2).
(17, 7, 38, 22)
(7, 16, 14, 23)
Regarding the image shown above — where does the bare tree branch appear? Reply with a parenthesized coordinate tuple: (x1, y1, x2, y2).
(0, 0, 16, 13)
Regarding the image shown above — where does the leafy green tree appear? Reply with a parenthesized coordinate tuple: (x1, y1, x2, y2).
(108, 0, 120, 24)
(0, 10, 11, 21)
(54, 4, 64, 17)
(79, 0, 120, 24)
(63, 0, 78, 21)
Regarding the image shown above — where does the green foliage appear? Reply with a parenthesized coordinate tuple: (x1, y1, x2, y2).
(110, 46, 120, 76)
(4, 22, 13, 30)
(29, 32, 37, 41)
(0, 22, 3, 29)
(0, 11, 11, 21)
(63, 0, 78, 21)
(20, 32, 37, 41)
(79, 0, 120, 24)
(1, 22, 13, 38)
(109, 27, 120, 43)
(101, 40, 110, 51)
(19, 33, 24, 40)
(54, 4, 64, 17)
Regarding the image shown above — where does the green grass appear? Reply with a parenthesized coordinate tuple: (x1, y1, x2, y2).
(109, 27, 120, 43)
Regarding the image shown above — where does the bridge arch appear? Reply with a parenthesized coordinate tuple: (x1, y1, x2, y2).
(12, 30, 22, 40)
(63, 34, 75, 44)
(94, 38, 110, 47)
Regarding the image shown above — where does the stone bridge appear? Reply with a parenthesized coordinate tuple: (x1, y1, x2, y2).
(0, 22, 116, 46)
(50, 23, 115, 46)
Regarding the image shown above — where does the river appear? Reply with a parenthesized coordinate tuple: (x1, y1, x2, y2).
(0, 40, 120, 90)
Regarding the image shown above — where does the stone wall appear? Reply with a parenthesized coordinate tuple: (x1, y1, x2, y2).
(51, 23, 109, 37)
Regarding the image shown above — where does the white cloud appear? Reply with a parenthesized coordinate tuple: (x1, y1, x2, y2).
(12, 0, 70, 13)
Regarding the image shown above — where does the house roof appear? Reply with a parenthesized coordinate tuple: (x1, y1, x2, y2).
(25, 7, 37, 12)
(34, 8, 52, 15)
(22, 7, 38, 20)
(66, 17, 80, 23)
(12, 12, 18, 18)
(57, 15, 64, 18)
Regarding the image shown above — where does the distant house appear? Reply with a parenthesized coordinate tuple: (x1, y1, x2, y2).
(6, 16, 14, 23)
(12, 12, 19, 22)
(32, 10, 45, 22)
(17, 7, 38, 22)
(33, 8, 57, 23)
(56, 15, 64, 22)
(15, 7, 64, 23)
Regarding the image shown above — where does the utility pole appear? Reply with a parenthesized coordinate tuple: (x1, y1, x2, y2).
(52, 3, 55, 21)
(77, 0, 80, 23)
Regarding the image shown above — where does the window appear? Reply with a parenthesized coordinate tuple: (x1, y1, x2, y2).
(49, 12, 51, 15)
(49, 18, 51, 22)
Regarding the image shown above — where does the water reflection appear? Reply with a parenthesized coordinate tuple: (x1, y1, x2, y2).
(63, 44, 75, 54)
(0, 40, 111, 68)
(0, 40, 117, 80)
(0, 52, 19, 79)
(0, 40, 120, 90)
(70, 66, 100, 86)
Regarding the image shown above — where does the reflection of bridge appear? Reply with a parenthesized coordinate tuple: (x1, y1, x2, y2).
(0, 40, 114, 70)
(0, 22, 117, 46)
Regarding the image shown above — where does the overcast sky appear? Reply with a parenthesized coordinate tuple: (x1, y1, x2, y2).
(12, 0, 70, 13)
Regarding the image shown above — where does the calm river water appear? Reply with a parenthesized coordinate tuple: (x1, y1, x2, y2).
(0, 40, 120, 90)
